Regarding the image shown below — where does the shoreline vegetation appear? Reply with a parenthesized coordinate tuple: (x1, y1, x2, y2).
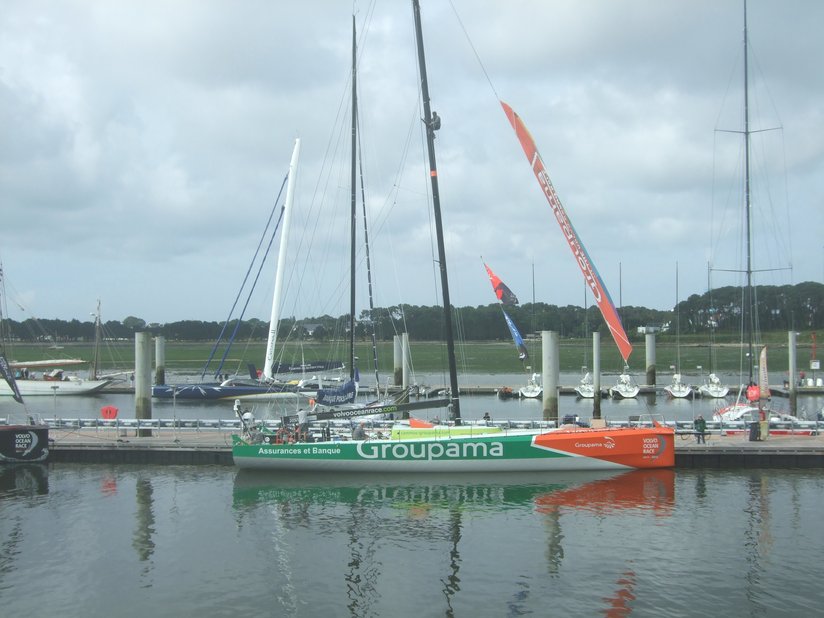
(5, 333, 816, 376)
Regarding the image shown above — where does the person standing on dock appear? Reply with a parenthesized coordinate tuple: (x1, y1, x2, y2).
(694, 415, 707, 444)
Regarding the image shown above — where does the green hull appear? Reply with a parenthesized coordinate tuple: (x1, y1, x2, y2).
(232, 433, 627, 473)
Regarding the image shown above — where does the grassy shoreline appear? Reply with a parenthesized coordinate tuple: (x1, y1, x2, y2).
(5, 335, 816, 376)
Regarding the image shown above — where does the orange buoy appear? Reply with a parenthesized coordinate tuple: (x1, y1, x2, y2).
(101, 405, 119, 419)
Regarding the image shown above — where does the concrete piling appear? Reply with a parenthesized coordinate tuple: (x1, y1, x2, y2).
(542, 331, 559, 422)
(135, 331, 152, 437)
(154, 335, 166, 386)
(645, 332, 656, 386)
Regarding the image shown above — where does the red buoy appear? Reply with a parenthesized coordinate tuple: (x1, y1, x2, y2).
(101, 405, 119, 419)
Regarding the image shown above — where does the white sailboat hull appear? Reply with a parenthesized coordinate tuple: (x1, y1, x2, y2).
(1, 377, 111, 397)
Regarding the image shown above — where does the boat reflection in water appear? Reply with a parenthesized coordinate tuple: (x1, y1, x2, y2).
(233, 469, 675, 615)
(533, 469, 675, 516)
(233, 468, 674, 515)
(0, 463, 49, 497)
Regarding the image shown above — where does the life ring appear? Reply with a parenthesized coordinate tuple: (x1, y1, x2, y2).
(101, 405, 119, 419)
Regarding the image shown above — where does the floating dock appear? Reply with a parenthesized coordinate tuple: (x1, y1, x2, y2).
(43, 426, 824, 468)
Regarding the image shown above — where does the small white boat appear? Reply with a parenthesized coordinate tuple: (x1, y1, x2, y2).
(663, 373, 694, 398)
(609, 371, 640, 399)
(519, 372, 543, 398)
(698, 373, 729, 398)
(574, 372, 596, 398)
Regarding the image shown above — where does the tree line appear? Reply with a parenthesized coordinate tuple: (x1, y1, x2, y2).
(3, 282, 821, 344)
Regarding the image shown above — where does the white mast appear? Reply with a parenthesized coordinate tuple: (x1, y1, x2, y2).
(263, 138, 300, 382)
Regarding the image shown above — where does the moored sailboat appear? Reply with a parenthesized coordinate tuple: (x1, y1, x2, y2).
(574, 372, 596, 399)
(482, 261, 542, 399)
(0, 266, 112, 398)
(609, 371, 641, 400)
(232, 1, 674, 472)
(709, 2, 792, 431)
(664, 263, 694, 398)
(698, 373, 729, 399)
(153, 140, 328, 402)
(0, 356, 49, 463)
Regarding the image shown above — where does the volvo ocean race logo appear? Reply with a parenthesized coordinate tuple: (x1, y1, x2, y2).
(356, 441, 504, 461)
(643, 436, 665, 458)
(15, 431, 38, 456)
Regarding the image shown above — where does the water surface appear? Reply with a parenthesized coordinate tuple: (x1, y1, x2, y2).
(2, 464, 821, 617)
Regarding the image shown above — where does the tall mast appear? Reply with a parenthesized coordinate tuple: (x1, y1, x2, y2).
(263, 138, 300, 382)
(743, 0, 754, 384)
(411, 0, 461, 423)
(91, 299, 101, 380)
(349, 16, 358, 381)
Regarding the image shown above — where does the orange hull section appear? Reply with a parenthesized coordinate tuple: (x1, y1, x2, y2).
(532, 426, 675, 469)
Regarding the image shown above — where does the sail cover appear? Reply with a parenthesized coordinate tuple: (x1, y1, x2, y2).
(484, 262, 519, 305)
(315, 367, 359, 406)
(758, 346, 769, 402)
(270, 360, 344, 375)
(500, 101, 633, 362)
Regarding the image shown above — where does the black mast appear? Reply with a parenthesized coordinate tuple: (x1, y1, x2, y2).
(349, 15, 357, 381)
(411, 0, 461, 423)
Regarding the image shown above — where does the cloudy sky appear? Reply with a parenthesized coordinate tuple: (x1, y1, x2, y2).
(1, 0, 821, 327)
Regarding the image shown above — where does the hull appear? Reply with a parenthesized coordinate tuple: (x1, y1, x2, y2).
(609, 373, 639, 399)
(575, 383, 595, 398)
(519, 385, 543, 398)
(0, 378, 110, 397)
(0, 426, 49, 463)
(699, 384, 729, 398)
(664, 382, 694, 398)
(152, 383, 312, 401)
(699, 374, 729, 398)
(232, 426, 674, 472)
(609, 385, 640, 399)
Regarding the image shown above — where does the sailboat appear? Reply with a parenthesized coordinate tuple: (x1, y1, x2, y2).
(482, 261, 542, 399)
(232, 1, 674, 472)
(664, 263, 694, 398)
(709, 3, 792, 430)
(0, 265, 112, 397)
(574, 284, 598, 398)
(0, 355, 49, 462)
(153, 140, 323, 401)
(698, 266, 729, 398)
(0, 300, 49, 461)
(307, 16, 399, 415)
(698, 372, 729, 399)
